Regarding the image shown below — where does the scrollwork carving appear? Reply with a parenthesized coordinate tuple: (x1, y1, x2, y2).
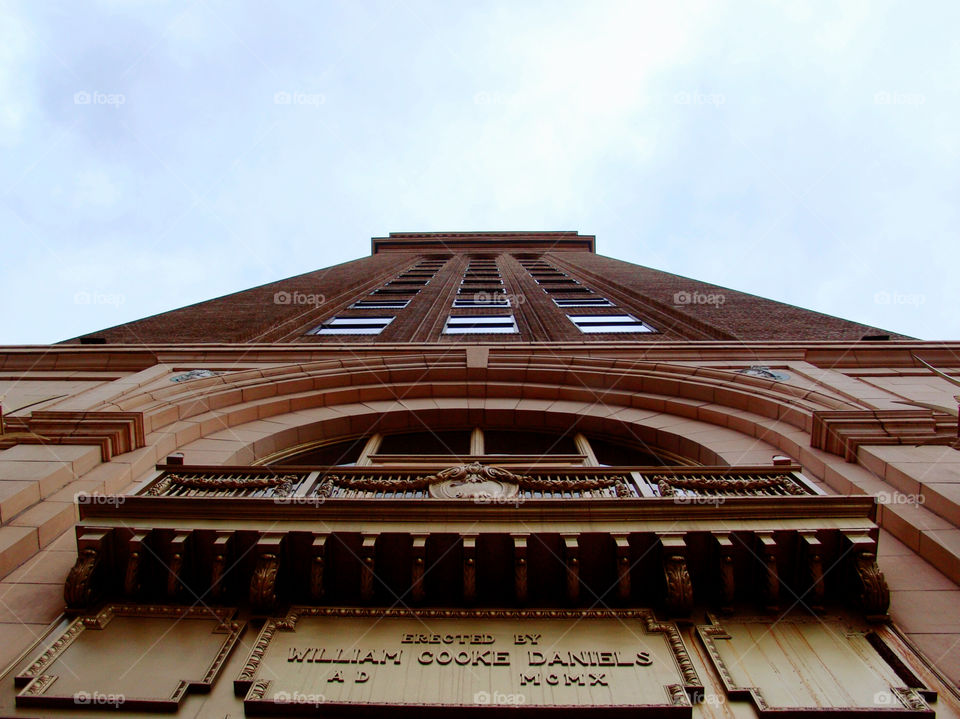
(656, 474, 806, 497)
(663, 554, 693, 614)
(249, 554, 279, 612)
(64, 548, 99, 609)
(854, 552, 890, 616)
(892, 687, 929, 711)
(148, 473, 298, 496)
(317, 464, 630, 498)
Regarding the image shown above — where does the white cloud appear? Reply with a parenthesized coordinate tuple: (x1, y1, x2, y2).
(1, 0, 958, 342)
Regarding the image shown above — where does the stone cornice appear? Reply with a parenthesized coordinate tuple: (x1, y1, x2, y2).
(1, 341, 959, 371)
(811, 409, 958, 461)
(1, 410, 145, 461)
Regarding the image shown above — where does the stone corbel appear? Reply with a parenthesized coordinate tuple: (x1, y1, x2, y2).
(512, 534, 528, 604)
(845, 532, 889, 618)
(249, 533, 284, 613)
(411, 534, 427, 603)
(360, 534, 378, 602)
(561, 534, 580, 604)
(309, 534, 327, 601)
(210, 532, 233, 601)
(755, 532, 779, 611)
(124, 530, 150, 598)
(659, 533, 693, 615)
(798, 531, 825, 612)
(711, 533, 735, 612)
(166, 531, 192, 599)
(64, 530, 112, 610)
(611, 534, 631, 601)
(462, 534, 477, 603)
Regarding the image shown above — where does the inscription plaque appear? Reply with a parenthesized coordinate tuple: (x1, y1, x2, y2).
(237, 608, 701, 715)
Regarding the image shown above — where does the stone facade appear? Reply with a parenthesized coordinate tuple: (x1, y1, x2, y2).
(0, 232, 957, 716)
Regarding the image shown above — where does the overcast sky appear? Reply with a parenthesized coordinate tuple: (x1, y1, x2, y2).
(2, 1, 957, 343)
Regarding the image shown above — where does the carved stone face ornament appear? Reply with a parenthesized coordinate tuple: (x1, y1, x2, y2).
(428, 463, 522, 500)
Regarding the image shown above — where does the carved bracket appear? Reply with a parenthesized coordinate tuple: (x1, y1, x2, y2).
(166, 531, 192, 599)
(360, 534, 377, 602)
(210, 532, 234, 601)
(755, 532, 779, 612)
(309, 534, 327, 601)
(64, 530, 111, 611)
(612, 534, 631, 602)
(513, 534, 528, 605)
(462, 535, 477, 603)
(249, 533, 284, 613)
(124, 530, 150, 598)
(712, 533, 735, 612)
(562, 534, 580, 604)
(844, 532, 889, 619)
(854, 552, 890, 619)
(411, 534, 427, 603)
(799, 531, 825, 612)
(659, 534, 693, 615)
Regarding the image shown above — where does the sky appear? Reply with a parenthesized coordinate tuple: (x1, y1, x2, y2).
(1, 0, 958, 343)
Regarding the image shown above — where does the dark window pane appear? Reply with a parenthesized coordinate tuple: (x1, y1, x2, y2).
(484, 430, 578, 455)
(274, 438, 366, 466)
(588, 437, 679, 467)
(377, 431, 471, 455)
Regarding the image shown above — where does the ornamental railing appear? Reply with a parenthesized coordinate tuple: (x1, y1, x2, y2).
(135, 462, 819, 500)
